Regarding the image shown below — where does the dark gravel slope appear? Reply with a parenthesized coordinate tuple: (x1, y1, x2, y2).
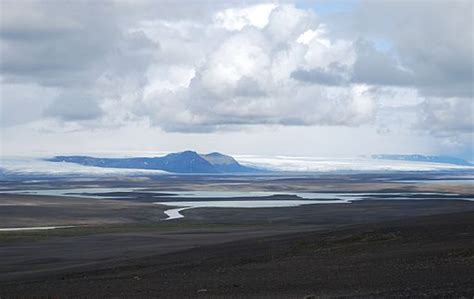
(1, 211, 473, 298)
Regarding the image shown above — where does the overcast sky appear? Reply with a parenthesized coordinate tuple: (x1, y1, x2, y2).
(0, 0, 472, 159)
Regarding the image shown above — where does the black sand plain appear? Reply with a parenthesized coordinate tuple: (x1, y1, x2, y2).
(0, 173, 473, 298)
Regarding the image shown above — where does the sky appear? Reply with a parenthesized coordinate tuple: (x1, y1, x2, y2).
(0, 0, 473, 160)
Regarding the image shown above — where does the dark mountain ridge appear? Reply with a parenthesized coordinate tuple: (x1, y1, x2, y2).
(47, 151, 260, 173)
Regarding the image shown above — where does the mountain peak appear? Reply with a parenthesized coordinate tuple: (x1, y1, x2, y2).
(47, 151, 260, 173)
(205, 152, 224, 157)
(201, 152, 238, 166)
(170, 150, 200, 157)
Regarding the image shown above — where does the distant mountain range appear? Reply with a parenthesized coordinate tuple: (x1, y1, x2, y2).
(371, 154, 473, 166)
(47, 151, 260, 173)
(43, 152, 472, 175)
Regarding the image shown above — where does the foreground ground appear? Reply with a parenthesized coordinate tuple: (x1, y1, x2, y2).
(0, 173, 473, 298)
(1, 210, 473, 298)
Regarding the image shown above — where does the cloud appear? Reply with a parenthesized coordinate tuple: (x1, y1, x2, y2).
(414, 97, 473, 159)
(351, 40, 413, 86)
(0, 0, 157, 123)
(43, 91, 103, 121)
(0, 83, 57, 127)
(0, 0, 472, 158)
(1, 1, 118, 86)
(417, 98, 473, 135)
(214, 3, 277, 31)
(291, 65, 346, 86)
(348, 0, 473, 98)
(305, 0, 473, 155)
(135, 5, 375, 132)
